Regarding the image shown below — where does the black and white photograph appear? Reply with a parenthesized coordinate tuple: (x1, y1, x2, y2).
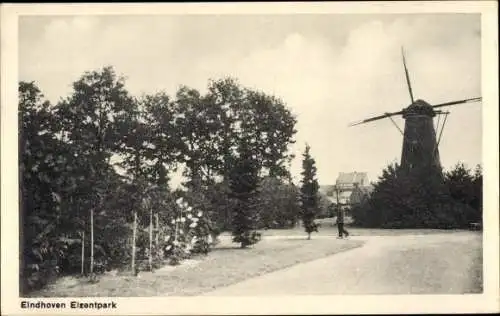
(1, 2, 498, 315)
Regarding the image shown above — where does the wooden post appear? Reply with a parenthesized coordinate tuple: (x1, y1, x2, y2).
(81, 230, 85, 275)
(155, 213, 159, 248)
(90, 208, 94, 275)
(131, 210, 137, 272)
(149, 201, 153, 270)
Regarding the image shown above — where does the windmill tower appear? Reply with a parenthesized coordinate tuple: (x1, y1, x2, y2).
(350, 48, 481, 176)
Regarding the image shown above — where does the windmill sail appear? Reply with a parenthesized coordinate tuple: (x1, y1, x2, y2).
(401, 47, 415, 104)
(349, 110, 404, 126)
(349, 48, 481, 177)
(432, 97, 482, 109)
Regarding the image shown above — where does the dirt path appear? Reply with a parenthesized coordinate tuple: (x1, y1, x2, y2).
(203, 232, 482, 295)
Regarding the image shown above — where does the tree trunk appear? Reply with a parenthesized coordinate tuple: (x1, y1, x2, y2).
(81, 230, 85, 275)
(131, 210, 137, 273)
(307, 232, 311, 240)
(90, 208, 94, 275)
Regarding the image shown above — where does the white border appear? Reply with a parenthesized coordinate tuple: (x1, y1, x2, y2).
(2, 2, 498, 315)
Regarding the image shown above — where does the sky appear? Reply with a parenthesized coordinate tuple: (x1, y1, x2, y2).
(18, 14, 482, 187)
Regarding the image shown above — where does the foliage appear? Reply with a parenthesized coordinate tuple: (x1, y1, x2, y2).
(19, 67, 297, 294)
(140, 92, 180, 185)
(445, 163, 482, 225)
(19, 81, 82, 292)
(229, 139, 262, 248)
(181, 184, 222, 246)
(351, 163, 483, 229)
(300, 144, 320, 239)
(257, 177, 301, 229)
(160, 197, 212, 265)
(206, 182, 236, 231)
(316, 191, 334, 219)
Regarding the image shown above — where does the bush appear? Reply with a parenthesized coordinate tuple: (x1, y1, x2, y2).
(22, 239, 73, 293)
(156, 196, 216, 265)
(351, 163, 483, 229)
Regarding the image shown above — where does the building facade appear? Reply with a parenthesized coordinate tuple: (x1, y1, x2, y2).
(319, 172, 373, 210)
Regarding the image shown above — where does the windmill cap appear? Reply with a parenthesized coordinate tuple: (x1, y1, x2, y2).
(412, 99, 431, 107)
(403, 99, 436, 118)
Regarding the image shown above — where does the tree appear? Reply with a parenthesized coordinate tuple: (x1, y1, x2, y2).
(19, 81, 68, 292)
(55, 66, 136, 277)
(174, 86, 222, 187)
(19, 69, 299, 292)
(205, 78, 244, 182)
(445, 163, 482, 225)
(138, 92, 180, 186)
(229, 138, 261, 248)
(115, 96, 152, 273)
(445, 163, 474, 205)
(257, 177, 300, 229)
(243, 89, 297, 179)
(204, 77, 297, 182)
(351, 162, 480, 229)
(200, 78, 298, 226)
(471, 164, 483, 219)
(300, 144, 319, 239)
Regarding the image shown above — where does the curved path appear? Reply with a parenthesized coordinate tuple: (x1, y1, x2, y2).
(203, 232, 482, 295)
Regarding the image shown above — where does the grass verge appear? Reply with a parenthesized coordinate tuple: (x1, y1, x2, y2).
(29, 237, 364, 297)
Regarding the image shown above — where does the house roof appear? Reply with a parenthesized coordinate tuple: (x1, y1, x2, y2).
(336, 172, 368, 185)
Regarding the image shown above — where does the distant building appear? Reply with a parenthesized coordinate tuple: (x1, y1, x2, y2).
(349, 183, 373, 205)
(319, 172, 373, 210)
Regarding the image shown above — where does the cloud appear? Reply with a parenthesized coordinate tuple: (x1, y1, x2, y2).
(19, 14, 481, 185)
(241, 16, 480, 183)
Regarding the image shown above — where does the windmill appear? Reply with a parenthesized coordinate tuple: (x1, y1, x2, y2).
(350, 48, 481, 176)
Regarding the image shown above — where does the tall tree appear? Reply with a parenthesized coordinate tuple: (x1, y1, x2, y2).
(116, 96, 147, 273)
(204, 78, 298, 228)
(55, 66, 136, 276)
(141, 92, 180, 187)
(229, 138, 261, 248)
(300, 144, 319, 239)
(243, 89, 297, 179)
(175, 86, 222, 187)
(206, 78, 244, 182)
(19, 81, 66, 292)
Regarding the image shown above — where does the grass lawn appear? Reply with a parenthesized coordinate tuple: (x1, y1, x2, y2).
(29, 237, 364, 297)
(258, 227, 469, 237)
(253, 218, 471, 237)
